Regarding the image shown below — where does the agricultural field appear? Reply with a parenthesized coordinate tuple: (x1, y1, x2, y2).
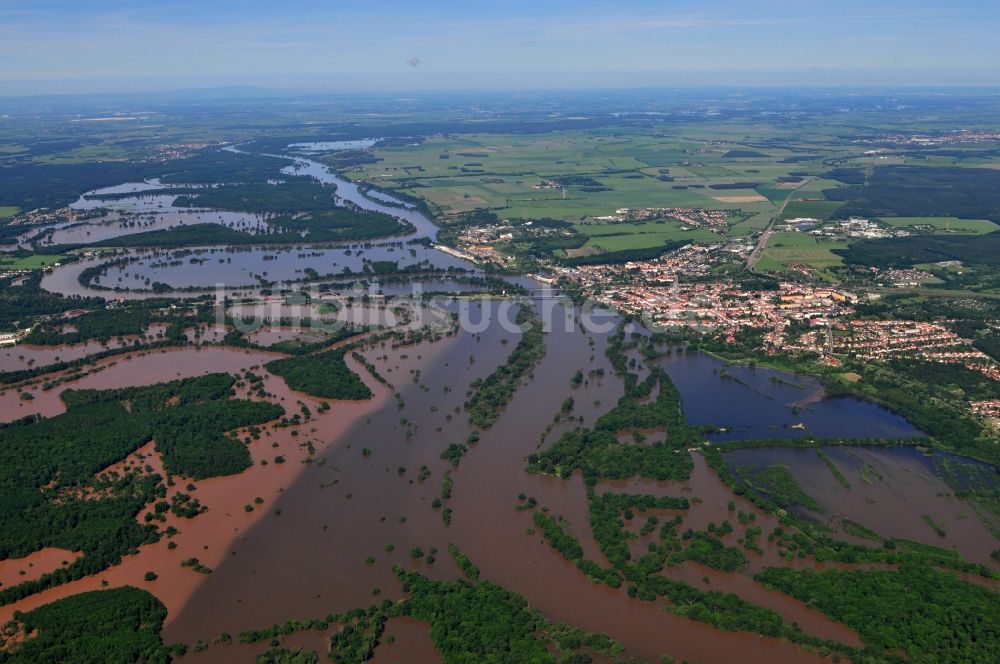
(757, 231, 848, 273)
(351, 130, 833, 222)
(0, 253, 66, 270)
(876, 216, 1000, 234)
(572, 220, 721, 251)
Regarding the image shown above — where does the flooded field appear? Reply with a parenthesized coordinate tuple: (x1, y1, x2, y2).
(153, 300, 840, 664)
(724, 444, 1000, 564)
(0, 345, 281, 423)
(658, 351, 923, 441)
(0, 345, 392, 631)
(4, 139, 998, 664)
(90, 243, 472, 291)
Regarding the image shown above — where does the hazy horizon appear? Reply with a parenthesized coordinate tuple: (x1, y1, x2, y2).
(2, 0, 1000, 97)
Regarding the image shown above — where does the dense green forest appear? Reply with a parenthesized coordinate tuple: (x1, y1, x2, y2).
(0, 150, 290, 211)
(0, 587, 167, 663)
(832, 165, 1000, 221)
(24, 307, 152, 345)
(757, 563, 1000, 661)
(834, 231, 1000, 268)
(172, 179, 336, 213)
(561, 240, 690, 267)
(266, 348, 372, 400)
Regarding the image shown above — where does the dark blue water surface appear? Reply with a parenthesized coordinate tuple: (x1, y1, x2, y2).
(658, 351, 923, 441)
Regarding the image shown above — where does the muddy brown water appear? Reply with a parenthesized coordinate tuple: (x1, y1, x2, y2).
(724, 445, 1000, 565)
(5, 296, 983, 662)
(160, 302, 832, 663)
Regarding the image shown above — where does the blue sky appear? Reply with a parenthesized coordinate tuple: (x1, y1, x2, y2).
(2, 0, 1000, 95)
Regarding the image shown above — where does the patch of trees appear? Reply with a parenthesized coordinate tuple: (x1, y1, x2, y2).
(0, 149, 289, 211)
(672, 530, 746, 572)
(327, 608, 386, 662)
(1, 587, 168, 663)
(172, 179, 337, 213)
(561, 240, 690, 266)
(780, 155, 823, 163)
(757, 563, 1000, 661)
(723, 150, 768, 158)
(827, 359, 991, 463)
(24, 307, 152, 345)
(266, 348, 372, 400)
(64, 373, 282, 478)
(554, 175, 610, 192)
(834, 231, 1000, 268)
(0, 273, 104, 333)
(465, 306, 545, 428)
(833, 165, 1000, 221)
(0, 374, 282, 606)
(528, 427, 693, 481)
(588, 491, 689, 568)
(709, 182, 760, 190)
(733, 464, 823, 513)
(532, 512, 584, 560)
(521, 232, 589, 258)
(396, 570, 559, 662)
(823, 167, 866, 185)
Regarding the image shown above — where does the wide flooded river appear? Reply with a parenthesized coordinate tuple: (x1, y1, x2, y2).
(6, 140, 997, 663)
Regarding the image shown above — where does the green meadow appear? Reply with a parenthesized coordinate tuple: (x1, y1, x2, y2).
(0, 254, 66, 270)
(876, 216, 999, 234)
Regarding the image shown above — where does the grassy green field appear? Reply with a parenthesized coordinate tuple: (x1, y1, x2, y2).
(32, 144, 132, 166)
(778, 200, 844, 221)
(353, 130, 820, 221)
(758, 232, 847, 272)
(0, 254, 66, 270)
(573, 221, 720, 250)
(0, 206, 19, 219)
(877, 216, 999, 234)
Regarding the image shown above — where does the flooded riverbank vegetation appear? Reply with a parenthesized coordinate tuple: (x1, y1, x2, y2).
(2, 91, 1000, 663)
(0, 374, 281, 606)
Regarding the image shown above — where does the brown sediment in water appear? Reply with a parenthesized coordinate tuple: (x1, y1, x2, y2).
(725, 445, 1000, 565)
(161, 303, 831, 663)
(0, 345, 284, 423)
(0, 549, 82, 590)
(0, 347, 391, 630)
(0, 341, 123, 373)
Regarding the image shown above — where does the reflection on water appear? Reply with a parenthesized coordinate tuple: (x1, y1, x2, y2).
(26, 140, 437, 252)
(658, 351, 923, 440)
(724, 444, 999, 563)
(289, 139, 382, 151)
(94, 243, 474, 290)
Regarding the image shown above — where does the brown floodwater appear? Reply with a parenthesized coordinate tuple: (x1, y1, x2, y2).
(0, 345, 283, 423)
(7, 294, 962, 662)
(0, 348, 392, 630)
(161, 301, 831, 663)
(0, 548, 82, 590)
(723, 445, 1000, 565)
